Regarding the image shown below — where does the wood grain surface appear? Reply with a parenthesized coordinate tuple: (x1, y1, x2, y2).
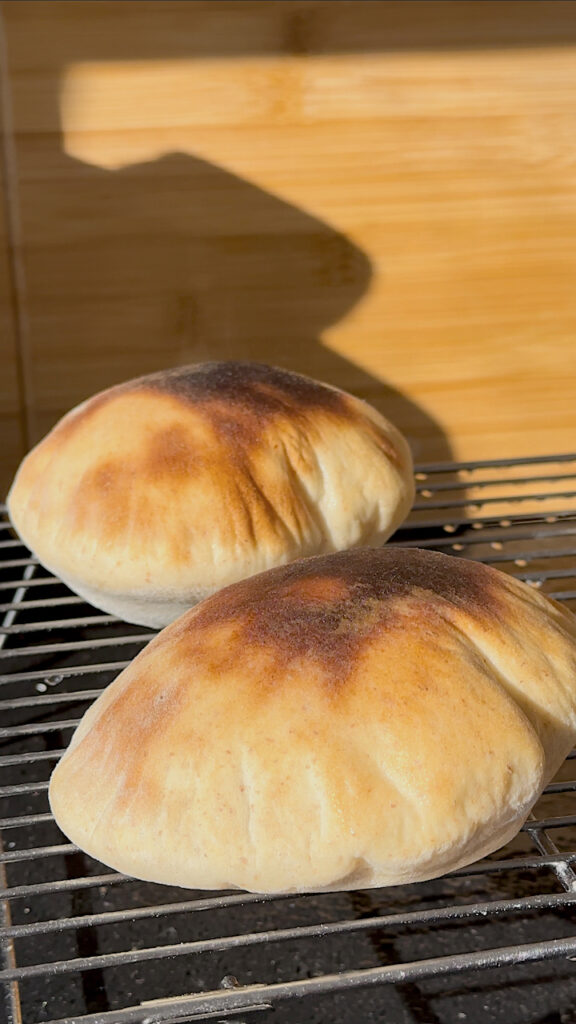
(1, 0, 576, 496)
(0, 15, 25, 496)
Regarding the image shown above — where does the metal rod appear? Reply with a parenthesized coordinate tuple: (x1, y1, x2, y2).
(1, 891, 280, 941)
(412, 451, 576, 473)
(0, 633, 154, 658)
(3, 851, 576, 903)
(0, 843, 78, 865)
(399, 531, 576, 552)
(0, 597, 88, 612)
(40, 933, 576, 1024)
(0, 781, 49, 797)
(0, 546, 33, 1023)
(0, 887, 573, 945)
(0, 559, 38, 570)
(0, 812, 54, 830)
(412, 489, 576, 511)
(0, 690, 105, 710)
(2, 872, 129, 901)
(0, 750, 64, 768)
(0, 614, 116, 632)
(0, 838, 21, 1024)
(0, 667, 123, 685)
(0, 564, 36, 652)
(0, 719, 80, 739)
(415, 470, 576, 493)
(6, 890, 576, 983)
(525, 817, 576, 891)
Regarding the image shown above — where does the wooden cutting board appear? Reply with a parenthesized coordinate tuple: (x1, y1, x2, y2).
(1, 0, 576, 496)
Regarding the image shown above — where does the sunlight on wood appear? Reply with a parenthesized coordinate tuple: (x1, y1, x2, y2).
(55, 47, 576, 467)
(1, 0, 576, 496)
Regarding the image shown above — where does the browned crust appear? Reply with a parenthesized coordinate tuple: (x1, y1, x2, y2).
(52, 361, 401, 467)
(148, 361, 348, 415)
(56, 362, 346, 439)
(38, 363, 405, 552)
(69, 549, 509, 823)
(165, 547, 504, 687)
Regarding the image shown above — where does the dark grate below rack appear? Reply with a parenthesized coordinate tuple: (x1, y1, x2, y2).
(2, 453, 576, 1024)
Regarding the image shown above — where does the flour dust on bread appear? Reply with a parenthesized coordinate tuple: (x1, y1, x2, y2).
(49, 547, 576, 894)
(7, 362, 414, 627)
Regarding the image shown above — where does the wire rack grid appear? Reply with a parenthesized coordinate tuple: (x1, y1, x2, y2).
(2, 453, 576, 1024)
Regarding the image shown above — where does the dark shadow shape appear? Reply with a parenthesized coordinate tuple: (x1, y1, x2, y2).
(10, 2, 477, 464)
(27, 134, 453, 462)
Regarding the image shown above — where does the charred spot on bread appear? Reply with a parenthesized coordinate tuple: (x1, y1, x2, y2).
(145, 363, 401, 465)
(52, 363, 399, 461)
(170, 548, 502, 685)
(146, 362, 347, 415)
(142, 362, 350, 451)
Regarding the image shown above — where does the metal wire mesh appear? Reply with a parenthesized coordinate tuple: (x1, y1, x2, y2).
(2, 453, 576, 1024)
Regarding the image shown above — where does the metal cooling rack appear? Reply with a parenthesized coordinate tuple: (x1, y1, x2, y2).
(2, 453, 576, 1024)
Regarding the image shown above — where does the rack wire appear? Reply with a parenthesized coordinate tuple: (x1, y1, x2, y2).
(2, 453, 576, 1024)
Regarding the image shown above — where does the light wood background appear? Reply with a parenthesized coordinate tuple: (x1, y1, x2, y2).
(1, 0, 576, 496)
